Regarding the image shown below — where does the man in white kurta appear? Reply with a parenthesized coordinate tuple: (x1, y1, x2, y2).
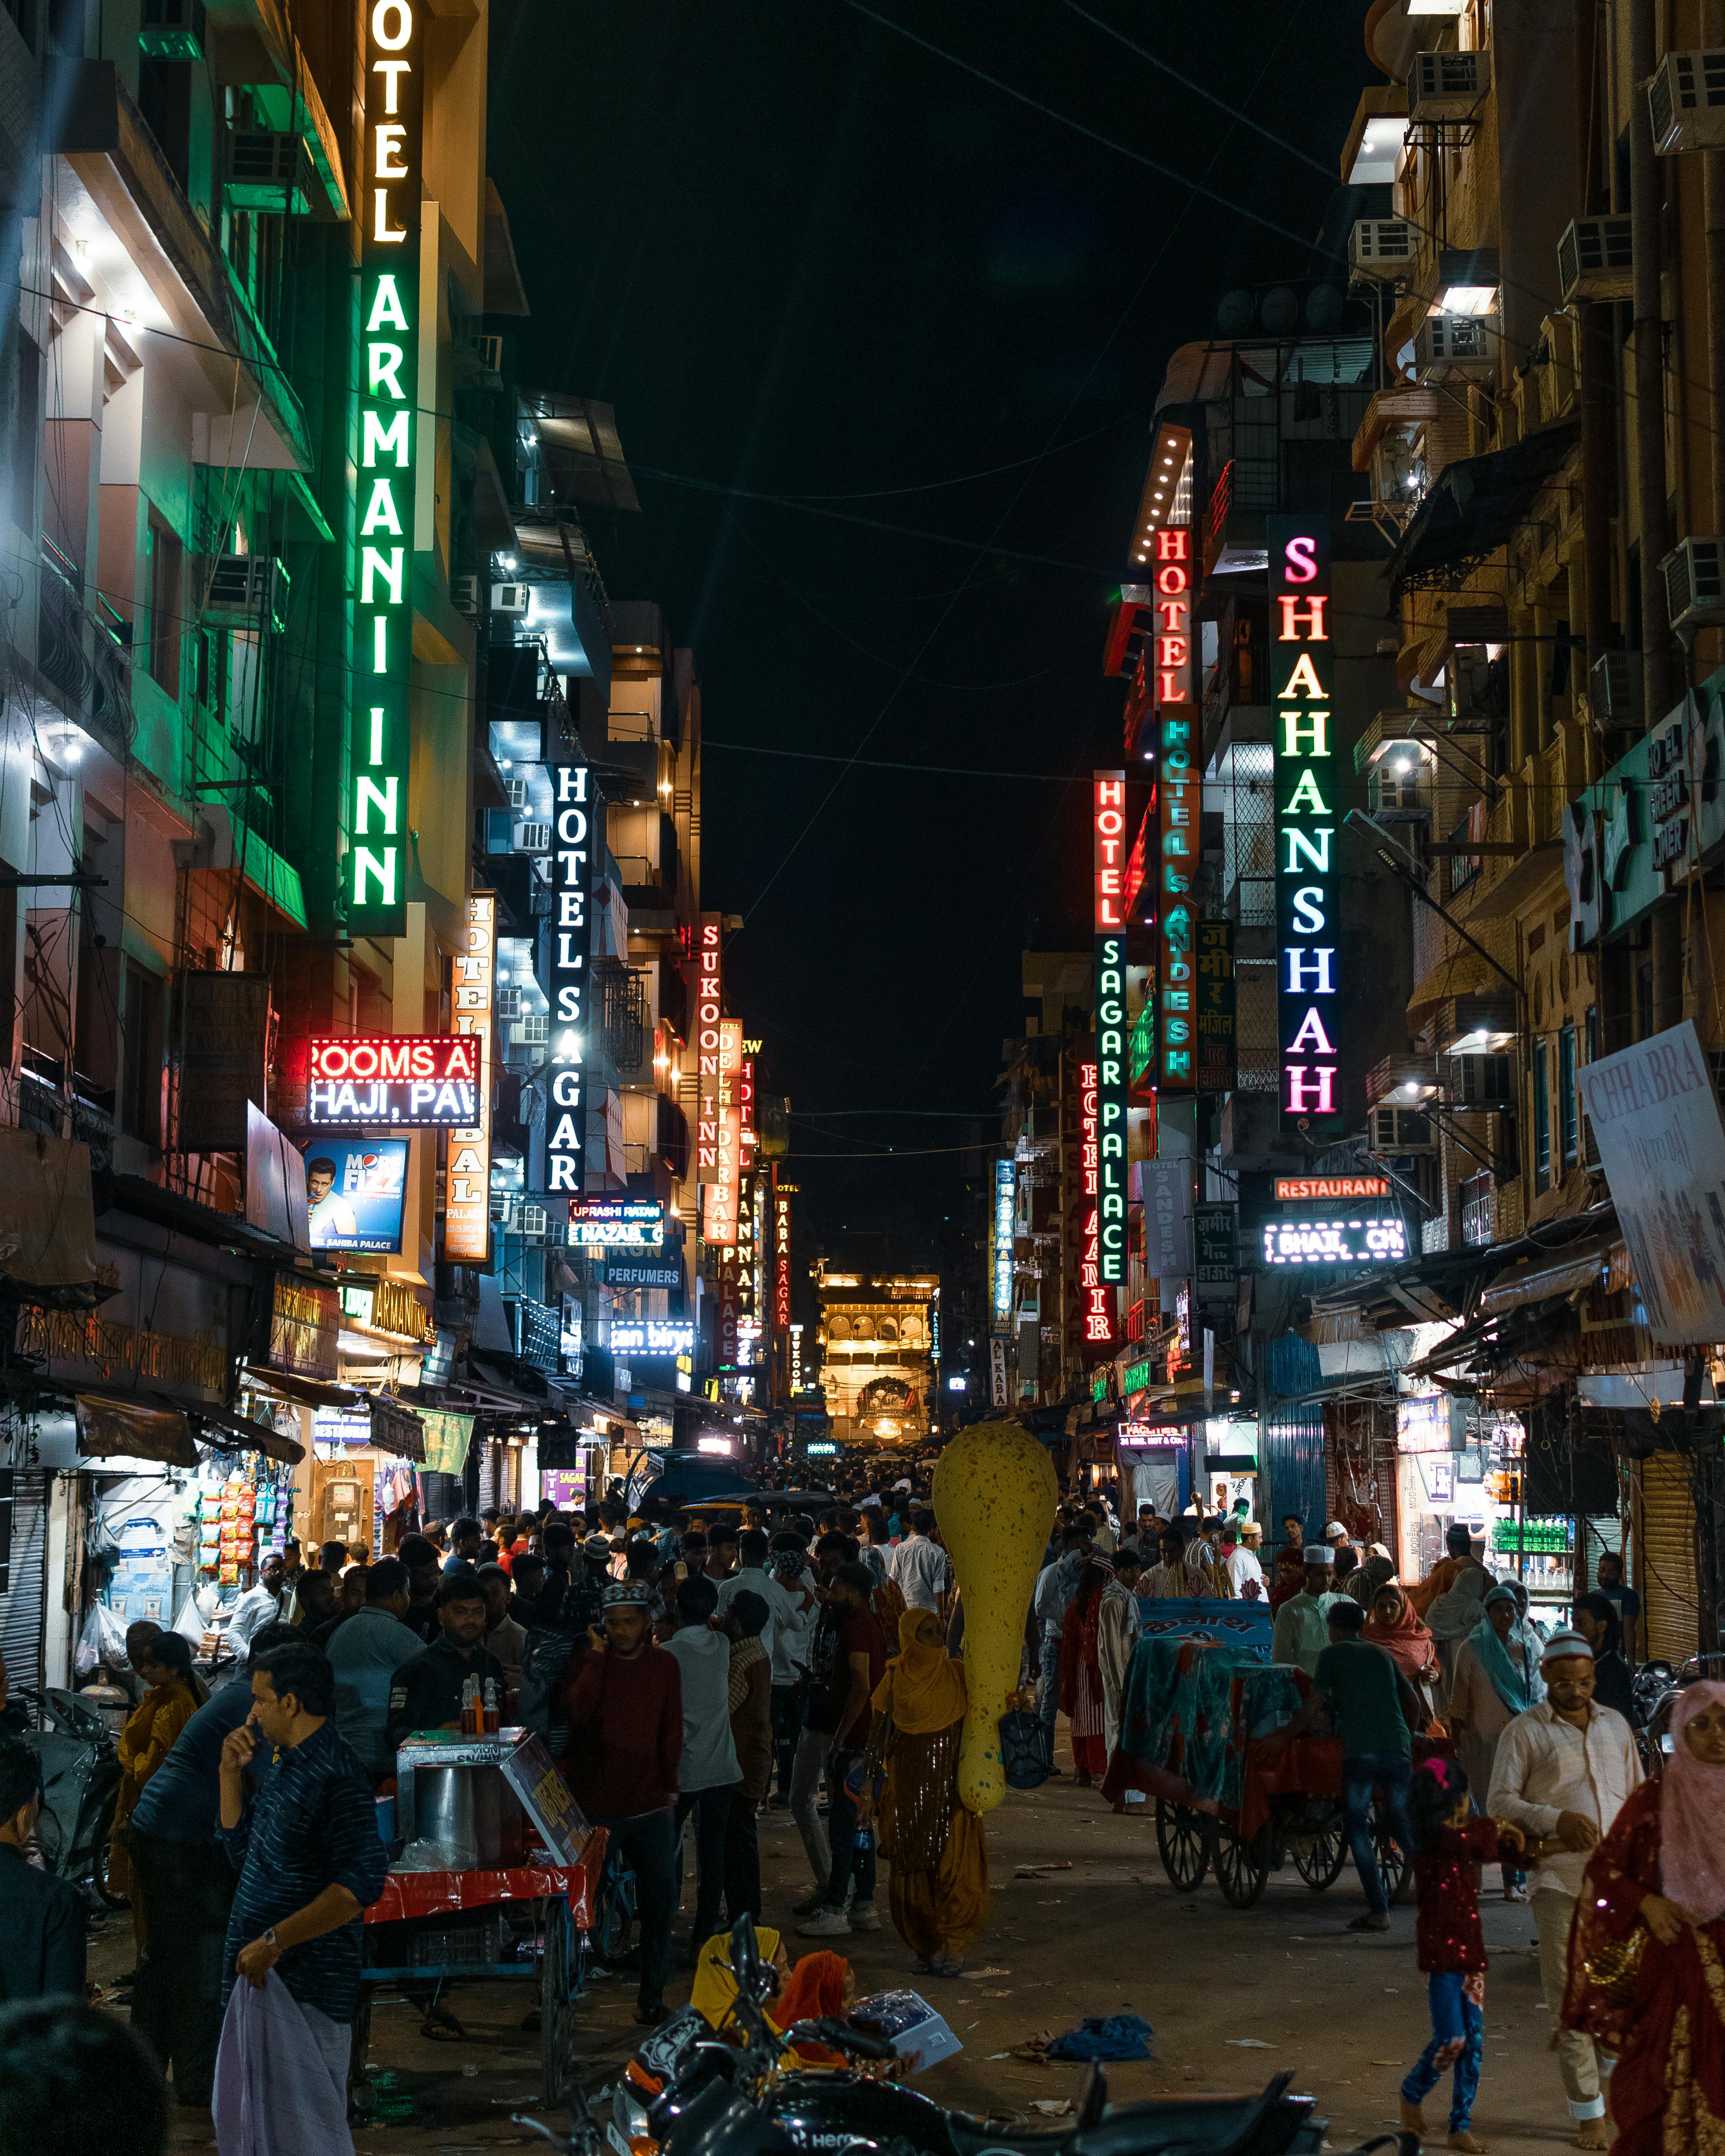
(1096, 1552, 1144, 1753)
(1270, 1547, 1342, 1676)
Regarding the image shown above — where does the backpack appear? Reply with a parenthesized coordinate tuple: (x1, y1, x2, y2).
(1000, 1708, 1053, 1790)
(517, 1627, 583, 1750)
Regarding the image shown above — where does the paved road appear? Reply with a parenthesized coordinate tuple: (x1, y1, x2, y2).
(99, 1735, 1593, 2154)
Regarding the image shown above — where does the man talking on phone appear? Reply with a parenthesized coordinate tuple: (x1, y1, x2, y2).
(561, 1582, 684, 2027)
(215, 1641, 387, 2110)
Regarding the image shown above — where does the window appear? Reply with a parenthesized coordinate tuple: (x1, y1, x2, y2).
(1559, 1020, 1578, 1166)
(120, 960, 164, 1148)
(147, 514, 182, 695)
(1533, 1038, 1551, 1194)
(1636, 960, 1653, 1043)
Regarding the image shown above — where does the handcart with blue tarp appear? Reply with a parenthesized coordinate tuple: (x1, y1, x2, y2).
(354, 1729, 605, 2113)
(1100, 1633, 1421, 1911)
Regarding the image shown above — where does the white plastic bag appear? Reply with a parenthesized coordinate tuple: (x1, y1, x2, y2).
(72, 1599, 129, 1677)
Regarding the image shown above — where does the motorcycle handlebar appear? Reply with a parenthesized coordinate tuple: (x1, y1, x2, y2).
(784, 2018, 897, 2063)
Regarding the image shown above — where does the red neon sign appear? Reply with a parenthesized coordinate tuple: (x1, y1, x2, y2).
(296, 1033, 480, 1129)
(1080, 1058, 1111, 1347)
(1093, 775, 1125, 930)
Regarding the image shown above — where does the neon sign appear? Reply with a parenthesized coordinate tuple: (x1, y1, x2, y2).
(302, 1034, 477, 1127)
(1274, 1175, 1389, 1201)
(347, 0, 423, 938)
(1080, 1059, 1112, 1345)
(611, 1319, 696, 1357)
(706, 1018, 741, 1246)
(442, 895, 494, 1262)
(992, 1157, 1014, 1330)
(1094, 771, 1128, 1296)
(1155, 526, 1195, 1089)
(1270, 516, 1343, 1133)
(695, 913, 723, 1229)
(566, 1198, 663, 1248)
(1260, 1213, 1409, 1267)
(546, 759, 594, 1193)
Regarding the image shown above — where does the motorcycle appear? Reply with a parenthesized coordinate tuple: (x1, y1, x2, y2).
(1634, 1650, 1725, 1769)
(583, 1917, 1416, 2156)
(15, 1686, 126, 1910)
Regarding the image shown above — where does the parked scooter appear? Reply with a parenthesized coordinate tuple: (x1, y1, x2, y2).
(581, 1917, 1416, 2156)
(14, 1686, 127, 1909)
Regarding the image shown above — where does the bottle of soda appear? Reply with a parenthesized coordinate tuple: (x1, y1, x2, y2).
(482, 1677, 500, 1735)
(460, 1674, 479, 1736)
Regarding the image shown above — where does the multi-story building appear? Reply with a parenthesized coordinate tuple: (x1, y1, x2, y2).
(813, 1264, 939, 1450)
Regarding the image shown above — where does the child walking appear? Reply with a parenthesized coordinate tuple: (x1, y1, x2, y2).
(1398, 1756, 1532, 2153)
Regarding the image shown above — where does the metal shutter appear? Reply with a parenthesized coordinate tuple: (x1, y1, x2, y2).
(1261, 1406, 1326, 1542)
(1638, 1451, 1699, 1665)
(0, 1472, 50, 1698)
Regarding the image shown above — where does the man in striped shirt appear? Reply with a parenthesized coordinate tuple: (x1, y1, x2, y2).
(217, 1640, 388, 2095)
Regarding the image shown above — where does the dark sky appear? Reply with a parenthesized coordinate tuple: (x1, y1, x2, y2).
(487, 0, 1370, 1259)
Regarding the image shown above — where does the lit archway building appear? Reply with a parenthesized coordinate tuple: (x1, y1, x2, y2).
(813, 1266, 940, 1450)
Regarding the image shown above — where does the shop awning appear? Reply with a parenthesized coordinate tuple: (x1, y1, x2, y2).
(1387, 419, 1580, 597)
(1476, 1236, 1618, 1317)
(241, 1365, 367, 1412)
(75, 1393, 197, 1468)
(0, 1130, 106, 1306)
(189, 1398, 305, 1466)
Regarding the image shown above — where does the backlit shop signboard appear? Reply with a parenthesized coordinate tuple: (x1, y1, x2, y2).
(442, 895, 494, 1263)
(1153, 525, 1196, 1089)
(1079, 1060, 1110, 1348)
(1260, 1213, 1408, 1267)
(1094, 773, 1128, 1295)
(346, 0, 424, 939)
(611, 1319, 697, 1357)
(301, 1036, 478, 1127)
(566, 1198, 664, 1248)
(1270, 515, 1344, 1135)
(1117, 1421, 1188, 1449)
(992, 1157, 1014, 1332)
(546, 758, 596, 1193)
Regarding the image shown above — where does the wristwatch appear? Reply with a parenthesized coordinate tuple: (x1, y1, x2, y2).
(262, 1926, 279, 1949)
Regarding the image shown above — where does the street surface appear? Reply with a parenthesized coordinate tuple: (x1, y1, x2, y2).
(93, 1730, 1588, 2155)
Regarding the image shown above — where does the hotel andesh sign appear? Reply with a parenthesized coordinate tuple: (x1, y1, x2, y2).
(347, 0, 425, 939)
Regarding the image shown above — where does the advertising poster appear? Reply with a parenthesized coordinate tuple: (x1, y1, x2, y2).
(1579, 1018, 1725, 1344)
(297, 1137, 409, 1253)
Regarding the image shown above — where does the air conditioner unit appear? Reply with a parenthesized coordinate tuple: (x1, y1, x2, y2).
(504, 778, 530, 811)
(515, 822, 551, 853)
(140, 0, 205, 59)
(1411, 48, 1490, 122)
(1349, 218, 1418, 280)
(1557, 216, 1634, 303)
(496, 987, 523, 1021)
(518, 1202, 548, 1242)
(490, 1193, 514, 1226)
(1368, 765, 1430, 818)
(198, 554, 288, 632)
(466, 332, 504, 375)
(513, 1013, 549, 1047)
(1662, 537, 1725, 631)
(1415, 313, 1491, 377)
(1650, 49, 1725, 155)
(1372, 1105, 1436, 1153)
(1590, 651, 1643, 723)
(1450, 1053, 1515, 1111)
(451, 573, 481, 615)
(491, 582, 529, 616)
(224, 132, 315, 215)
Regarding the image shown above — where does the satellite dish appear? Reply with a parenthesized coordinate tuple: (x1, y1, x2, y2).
(1260, 286, 1299, 334)
(1217, 289, 1255, 336)
(1306, 284, 1344, 331)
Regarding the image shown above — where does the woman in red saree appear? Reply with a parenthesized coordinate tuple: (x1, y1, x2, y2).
(1059, 1562, 1109, 1785)
(1562, 1680, 1725, 2152)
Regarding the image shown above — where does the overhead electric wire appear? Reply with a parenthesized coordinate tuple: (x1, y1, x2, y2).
(707, 738, 1086, 781)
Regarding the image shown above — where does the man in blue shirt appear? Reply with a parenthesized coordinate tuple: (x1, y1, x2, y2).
(127, 1618, 298, 2111)
(326, 1559, 423, 1777)
(0, 1740, 84, 2005)
(216, 1640, 388, 2095)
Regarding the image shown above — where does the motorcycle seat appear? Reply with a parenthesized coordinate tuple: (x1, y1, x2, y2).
(949, 2077, 1294, 2156)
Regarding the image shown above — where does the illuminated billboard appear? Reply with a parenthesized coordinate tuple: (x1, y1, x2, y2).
(546, 760, 596, 1193)
(567, 1198, 664, 1248)
(299, 1137, 409, 1254)
(1259, 1213, 1408, 1268)
(299, 1035, 478, 1127)
(1094, 772, 1128, 1296)
(610, 1319, 696, 1357)
(442, 895, 494, 1263)
(346, 0, 424, 938)
(1270, 515, 1343, 1134)
(992, 1157, 1014, 1332)
(1153, 524, 1196, 1090)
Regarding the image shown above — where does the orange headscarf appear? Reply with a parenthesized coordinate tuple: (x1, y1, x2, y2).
(775, 1951, 850, 2065)
(1361, 1581, 1438, 1680)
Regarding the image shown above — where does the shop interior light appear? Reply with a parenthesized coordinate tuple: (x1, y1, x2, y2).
(1438, 283, 1499, 317)
(1449, 1027, 1517, 1054)
(1406, 0, 1466, 12)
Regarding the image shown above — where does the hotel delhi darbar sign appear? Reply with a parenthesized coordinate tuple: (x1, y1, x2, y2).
(1093, 772, 1127, 1296)
(1153, 525, 1196, 1090)
(348, 0, 424, 939)
(443, 895, 494, 1262)
(1269, 516, 1344, 1136)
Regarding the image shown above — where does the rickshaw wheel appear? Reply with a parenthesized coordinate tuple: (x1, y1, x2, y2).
(1291, 1810, 1349, 1890)
(542, 1897, 575, 2107)
(1372, 1796, 1413, 1906)
(1155, 1800, 1210, 1891)
(1214, 1818, 1271, 1909)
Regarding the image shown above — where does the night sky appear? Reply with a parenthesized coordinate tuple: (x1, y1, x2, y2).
(487, 0, 1369, 1259)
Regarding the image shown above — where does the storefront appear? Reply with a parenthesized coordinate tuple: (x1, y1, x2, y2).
(1115, 1420, 1190, 1518)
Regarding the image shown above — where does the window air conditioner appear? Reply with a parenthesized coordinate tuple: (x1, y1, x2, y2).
(1650, 50, 1725, 155)
(496, 987, 522, 1021)
(468, 333, 504, 375)
(1557, 217, 1634, 304)
(518, 1203, 548, 1242)
(1349, 219, 1419, 280)
(490, 1193, 514, 1226)
(1415, 313, 1490, 377)
(513, 1014, 550, 1047)
(1368, 765, 1431, 818)
(1661, 537, 1725, 632)
(504, 778, 530, 812)
(141, 0, 205, 59)
(451, 574, 480, 615)
(1590, 651, 1643, 724)
(1410, 48, 1490, 122)
(491, 582, 529, 616)
(1451, 1054, 1515, 1111)
(515, 822, 551, 853)
(224, 132, 315, 215)
(198, 554, 288, 632)
(1372, 1105, 1436, 1153)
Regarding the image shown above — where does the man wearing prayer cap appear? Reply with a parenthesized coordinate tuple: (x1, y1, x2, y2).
(1270, 1546, 1342, 1676)
(1487, 1625, 1641, 2149)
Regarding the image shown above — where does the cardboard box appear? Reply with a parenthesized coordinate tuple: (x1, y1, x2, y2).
(851, 1989, 963, 2072)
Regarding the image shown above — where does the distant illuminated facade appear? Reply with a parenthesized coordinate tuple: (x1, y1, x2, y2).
(813, 1265, 939, 1447)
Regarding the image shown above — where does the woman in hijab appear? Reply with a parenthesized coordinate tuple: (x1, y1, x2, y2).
(1424, 1558, 1493, 1700)
(1448, 1582, 1542, 1901)
(1348, 1548, 1397, 1609)
(1362, 1580, 1441, 1711)
(860, 1607, 988, 1978)
(1562, 1682, 1725, 2153)
(774, 1949, 856, 2065)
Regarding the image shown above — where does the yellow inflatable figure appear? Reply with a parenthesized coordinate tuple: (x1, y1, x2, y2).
(931, 1421, 1059, 1815)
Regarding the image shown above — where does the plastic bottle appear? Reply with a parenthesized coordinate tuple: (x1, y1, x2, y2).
(482, 1677, 500, 1736)
(460, 1674, 478, 1736)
